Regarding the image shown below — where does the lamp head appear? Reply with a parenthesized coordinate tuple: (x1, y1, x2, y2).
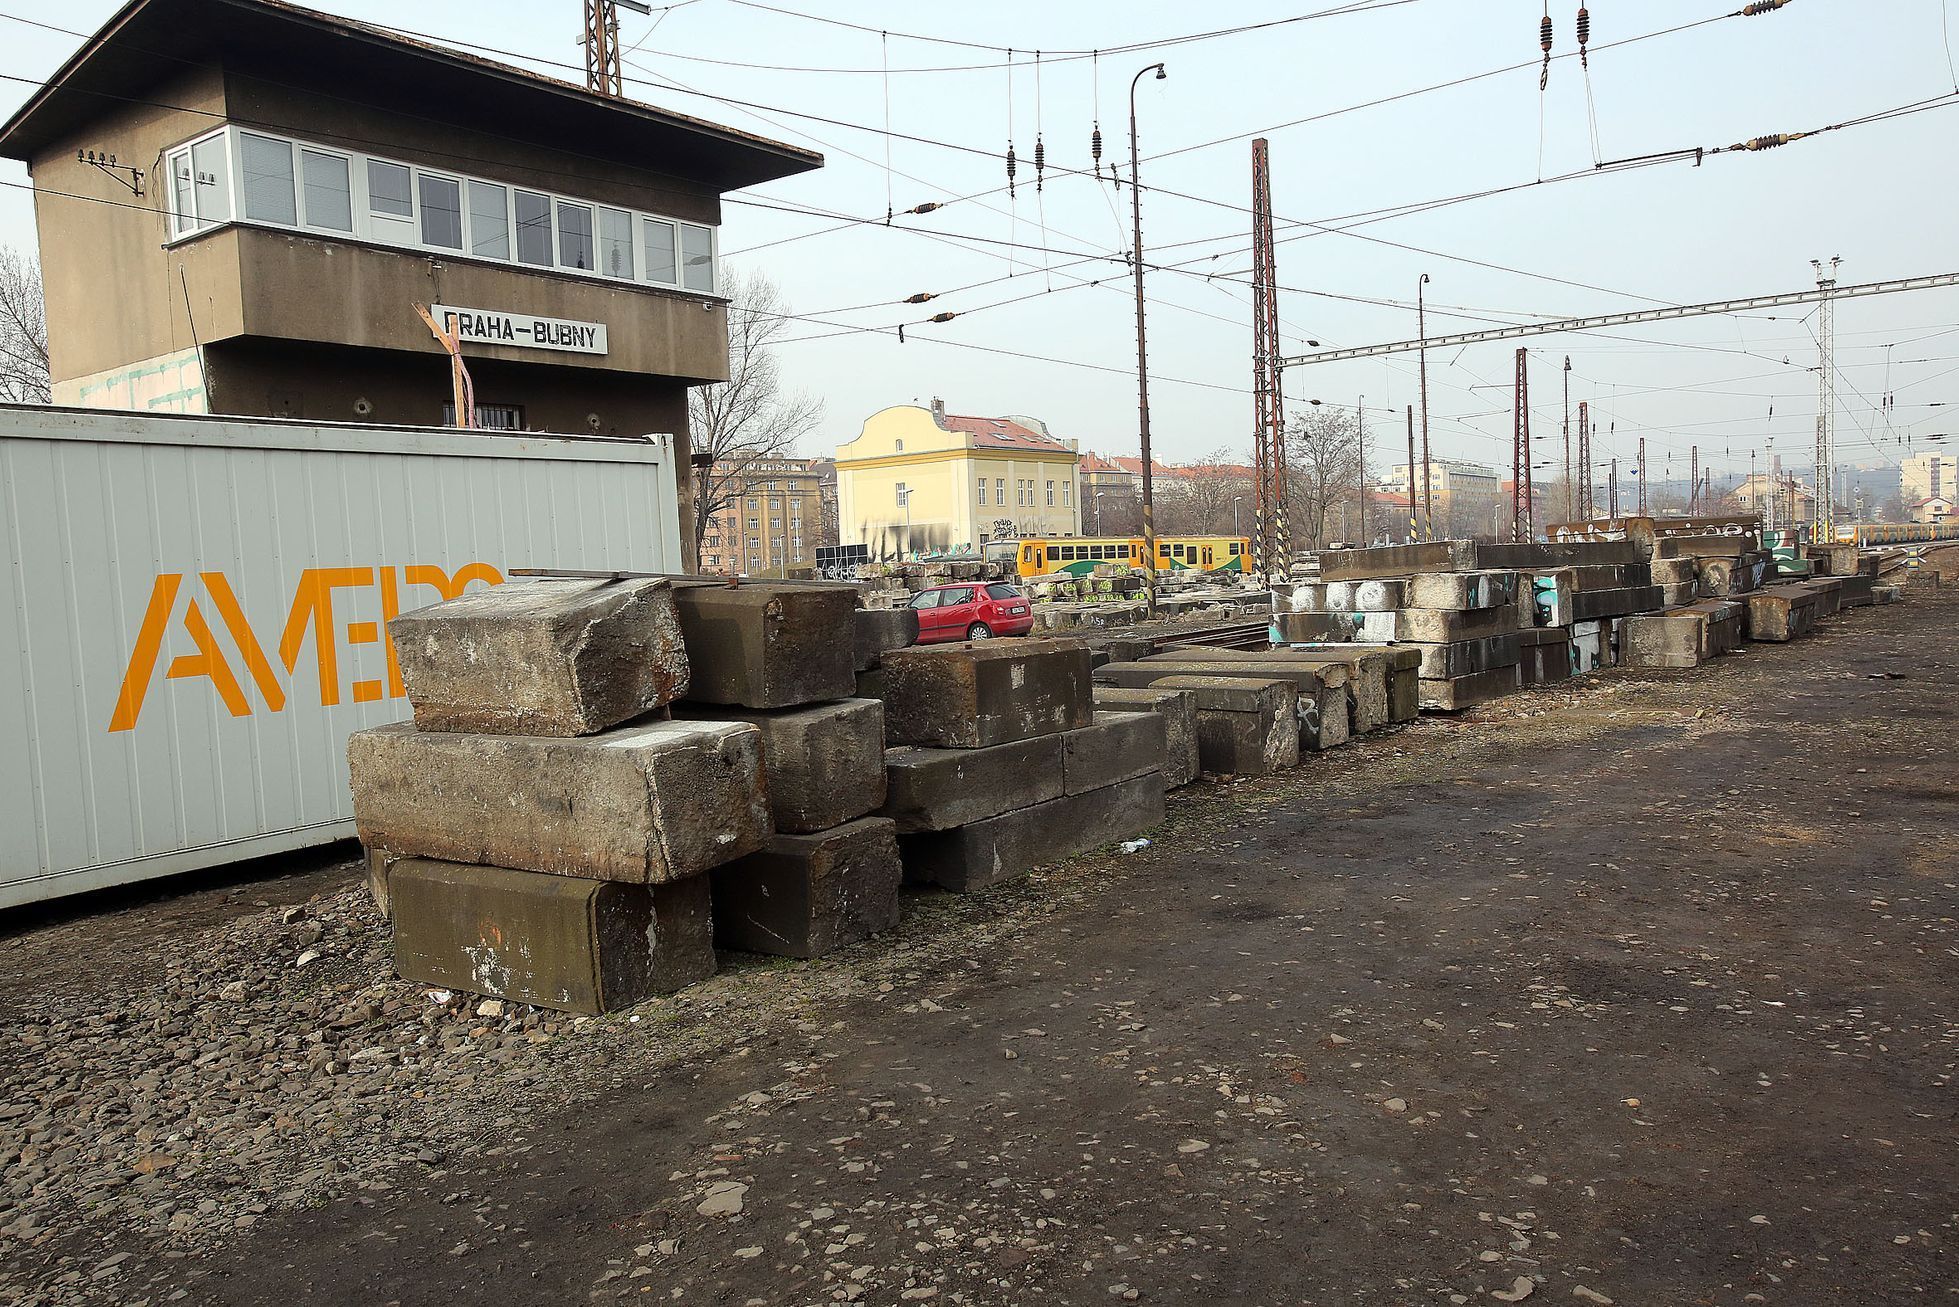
(1153, 64, 1167, 80)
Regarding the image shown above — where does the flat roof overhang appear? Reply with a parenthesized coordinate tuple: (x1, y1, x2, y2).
(0, 0, 824, 191)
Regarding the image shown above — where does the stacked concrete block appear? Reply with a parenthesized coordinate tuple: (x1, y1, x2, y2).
(1517, 627, 1573, 687)
(1136, 648, 1357, 750)
(1146, 675, 1299, 777)
(1745, 584, 1822, 642)
(710, 817, 903, 960)
(682, 596, 906, 960)
(671, 580, 860, 709)
(1620, 600, 1746, 668)
(882, 639, 1163, 892)
(1091, 687, 1200, 789)
(353, 578, 764, 1014)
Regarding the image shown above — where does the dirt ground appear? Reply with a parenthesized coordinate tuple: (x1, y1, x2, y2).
(4, 579, 1955, 1306)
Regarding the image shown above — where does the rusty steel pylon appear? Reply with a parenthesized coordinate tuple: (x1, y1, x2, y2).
(1511, 347, 1533, 541)
(1576, 400, 1593, 519)
(1250, 138, 1288, 579)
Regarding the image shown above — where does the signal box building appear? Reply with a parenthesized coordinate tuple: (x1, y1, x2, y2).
(0, 0, 820, 452)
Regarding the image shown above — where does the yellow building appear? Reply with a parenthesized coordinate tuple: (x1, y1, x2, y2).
(835, 400, 1082, 558)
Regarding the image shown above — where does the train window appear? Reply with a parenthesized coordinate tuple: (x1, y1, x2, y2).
(1023, 545, 1035, 563)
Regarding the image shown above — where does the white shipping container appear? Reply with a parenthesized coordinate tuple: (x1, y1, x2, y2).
(0, 405, 684, 909)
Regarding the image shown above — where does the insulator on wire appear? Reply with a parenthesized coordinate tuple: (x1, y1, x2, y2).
(1034, 134, 1045, 192)
(1006, 142, 1017, 198)
(907, 202, 942, 215)
(927, 311, 958, 324)
(1731, 133, 1796, 151)
(1577, 5, 1590, 67)
(1739, 0, 1791, 14)
(903, 292, 936, 304)
(1539, 12, 1554, 89)
(1091, 124, 1104, 178)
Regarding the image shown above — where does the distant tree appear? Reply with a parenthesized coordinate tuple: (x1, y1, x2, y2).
(0, 247, 50, 404)
(1156, 448, 1251, 536)
(1283, 407, 1361, 549)
(688, 269, 822, 560)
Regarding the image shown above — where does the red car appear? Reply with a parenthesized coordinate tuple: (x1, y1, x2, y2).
(908, 582, 1034, 643)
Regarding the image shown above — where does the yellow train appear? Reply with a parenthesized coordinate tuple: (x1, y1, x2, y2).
(982, 534, 1251, 581)
(1831, 521, 1959, 547)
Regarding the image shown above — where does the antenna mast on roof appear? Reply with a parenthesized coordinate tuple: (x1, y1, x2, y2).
(583, 0, 651, 97)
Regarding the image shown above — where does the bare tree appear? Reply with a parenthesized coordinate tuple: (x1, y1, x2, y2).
(1284, 407, 1361, 549)
(689, 269, 822, 559)
(0, 247, 50, 404)
(1155, 449, 1252, 536)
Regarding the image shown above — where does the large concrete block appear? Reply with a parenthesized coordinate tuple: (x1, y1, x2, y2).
(1387, 666, 1419, 722)
(1650, 557, 1696, 586)
(1473, 539, 1642, 569)
(1271, 579, 1405, 613)
(1405, 633, 1521, 680)
(1405, 570, 1519, 611)
(390, 858, 714, 1015)
(880, 734, 1065, 832)
(854, 608, 920, 672)
(1653, 534, 1746, 561)
(1061, 710, 1168, 795)
(1135, 654, 1349, 752)
(897, 773, 1164, 892)
(672, 581, 860, 709)
(674, 699, 885, 834)
(1354, 604, 1520, 644)
(1091, 688, 1199, 789)
(1316, 540, 1475, 581)
(1518, 630, 1573, 686)
(1745, 586, 1820, 641)
(1145, 675, 1299, 777)
(1619, 613, 1706, 668)
(1270, 610, 1364, 643)
(710, 817, 902, 959)
(349, 719, 770, 884)
(882, 638, 1094, 748)
(1570, 585, 1665, 622)
(1418, 665, 1522, 712)
(391, 577, 687, 736)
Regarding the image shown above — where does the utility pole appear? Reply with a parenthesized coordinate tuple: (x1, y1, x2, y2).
(1249, 136, 1286, 582)
(1812, 256, 1841, 544)
(1511, 347, 1531, 542)
(1405, 405, 1418, 544)
(1609, 458, 1619, 517)
(1637, 437, 1648, 514)
(1129, 62, 1168, 611)
(1561, 355, 1572, 521)
(1417, 273, 1433, 539)
(1355, 394, 1367, 545)
(1689, 445, 1700, 513)
(582, 0, 650, 96)
(1576, 400, 1592, 519)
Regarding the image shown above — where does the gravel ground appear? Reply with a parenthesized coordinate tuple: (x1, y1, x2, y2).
(2, 572, 1953, 1306)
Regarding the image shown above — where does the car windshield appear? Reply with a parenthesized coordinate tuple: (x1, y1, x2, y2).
(907, 592, 940, 609)
(986, 583, 1021, 600)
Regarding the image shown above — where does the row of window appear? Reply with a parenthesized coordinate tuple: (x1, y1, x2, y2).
(165, 126, 719, 294)
(971, 477, 1075, 509)
(1019, 539, 1247, 562)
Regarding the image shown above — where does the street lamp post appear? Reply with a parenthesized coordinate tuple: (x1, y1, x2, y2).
(1095, 491, 1106, 535)
(1232, 496, 1242, 534)
(1129, 61, 1168, 615)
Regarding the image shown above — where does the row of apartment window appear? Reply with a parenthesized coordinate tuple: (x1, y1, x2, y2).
(972, 477, 1073, 509)
(164, 126, 718, 294)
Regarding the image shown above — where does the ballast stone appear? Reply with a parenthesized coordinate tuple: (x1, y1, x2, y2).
(711, 816, 903, 959)
(882, 638, 1094, 749)
(390, 576, 688, 736)
(348, 718, 769, 884)
(390, 858, 715, 1015)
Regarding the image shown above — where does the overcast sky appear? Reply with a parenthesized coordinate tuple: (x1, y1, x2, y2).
(3, 0, 1956, 491)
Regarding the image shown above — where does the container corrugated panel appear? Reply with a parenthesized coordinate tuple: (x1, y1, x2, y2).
(0, 406, 683, 908)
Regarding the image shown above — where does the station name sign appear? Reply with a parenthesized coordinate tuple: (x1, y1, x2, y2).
(435, 305, 607, 355)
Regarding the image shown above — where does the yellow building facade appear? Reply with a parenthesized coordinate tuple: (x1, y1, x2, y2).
(835, 401, 1082, 558)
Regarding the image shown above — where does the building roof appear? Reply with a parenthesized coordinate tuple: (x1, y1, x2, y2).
(938, 412, 1074, 453)
(0, 0, 824, 189)
(1080, 451, 1177, 477)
